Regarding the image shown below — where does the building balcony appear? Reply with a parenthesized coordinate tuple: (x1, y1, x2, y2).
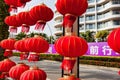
(54, 30, 63, 36)
(97, 4, 120, 14)
(85, 11, 96, 15)
(86, 20, 96, 24)
(96, 0, 109, 5)
(98, 25, 120, 31)
(54, 22, 62, 28)
(97, 14, 120, 22)
(54, 14, 63, 21)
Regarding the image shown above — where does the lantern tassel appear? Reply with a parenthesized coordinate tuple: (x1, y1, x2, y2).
(61, 57, 76, 72)
(8, 5, 17, 12)
(20, 52, 29, 60)
(21, 24, 29, 33)
(4, 49, 13, 57)
(35, 21, 46, 31)
(63, 14, 76, 28)
(0, 72, 9, 79)
(10, 26, 17, 33)
(27, 53, 40, 61)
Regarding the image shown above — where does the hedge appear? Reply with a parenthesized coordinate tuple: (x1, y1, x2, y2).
(12, 53, 120, 68)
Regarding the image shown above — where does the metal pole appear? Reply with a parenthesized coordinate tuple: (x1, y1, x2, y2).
(62, 17, 80, 78)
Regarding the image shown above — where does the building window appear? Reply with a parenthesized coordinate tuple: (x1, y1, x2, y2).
(86, 15, 95, 21)
(88, 0, 95, 3)
(97, 22, 104, 29)
(113, 10, 120, 14)
(80, 25, 84, 30)
(113, 20, 120, 25)
(97, 5, 103, 11)
(87, 7, 95, 12)
(112, 0, 120, 4)
(80, 17, 84, 22)
(86, 24, 95, 29)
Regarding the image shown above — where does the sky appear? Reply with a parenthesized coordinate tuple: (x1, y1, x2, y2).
(11, 0, 56, 36)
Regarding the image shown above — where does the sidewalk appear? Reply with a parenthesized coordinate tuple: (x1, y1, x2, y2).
(10, 56, 120, 80)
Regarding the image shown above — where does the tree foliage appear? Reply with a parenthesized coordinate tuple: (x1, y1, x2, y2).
(15, 32, 55, 43)
(0, 1, 9, 41)
(80, 31, 95, 42)
(95, 30, 109, 41)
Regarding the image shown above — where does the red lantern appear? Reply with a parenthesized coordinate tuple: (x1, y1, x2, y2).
(4, 15, 21, 33)
(0, 38, 16, 57)
(56, 0, 88, 28)
(107, 28, 120, 53)
(25, 36, 49, 53)
(0, 59, 16, 72)
(55, 36, 88, 57)
(14, 39, 29, 60)
(16, 12, 36, 33)
(14, 39, 28, 52)
(4, 0, 23, 12)
(29, 4, 54, 30)
(20, 66, 47, 80)
(9, 63, 29, 80)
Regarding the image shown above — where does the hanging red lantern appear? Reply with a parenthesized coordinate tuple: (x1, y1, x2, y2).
(14, 39, 29, 60)
(20, 66, 47, 80)
(16, 11, 36, 33)
(29, 4, 54, 30)
(14, 39, 28, 52)
(0, 59, 16, 72)
(25, 36, 49, 53)
(25, 36, 49, 61)
(9, 63, 29, 80)
(0, 38, 16, 57)
(4, 0, 23, 12)
(4, 15, 21, 33)
(56, 0, 88, 28)
(107, 28, 120, 53)
(55, 35, 88, 57)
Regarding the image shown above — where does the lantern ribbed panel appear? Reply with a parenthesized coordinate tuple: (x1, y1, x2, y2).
(0, 59, 16, 72)
(4, 0, 22, 7)
(55, 0, 88, 16)
(107, 28, 120, 53)
(25, 37, 49, 53)
(0, 38, 16, 50)
(16, 12, 36, 26)
(55, 36, 88, 57)
(14, 39, 28, 52)
(9, 63, 29, 80)
(4, 15, 21, 27)
(20, 68, 47, 80)
(29, 4, 54, 22)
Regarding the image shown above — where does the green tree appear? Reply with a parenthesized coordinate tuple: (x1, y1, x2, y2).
(0, 1, 9, 41)
(15, 32, 27, 40)
(0, 1, 9, 60)
(80, 31, 95, 42)
(95, 30, 109, 42)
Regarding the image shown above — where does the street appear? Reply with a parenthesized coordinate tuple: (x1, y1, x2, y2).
(10, 56, 120, 80)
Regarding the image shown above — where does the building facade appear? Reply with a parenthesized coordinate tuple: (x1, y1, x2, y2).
(80, 0, 120, 32)
(54, 0, 120, 38)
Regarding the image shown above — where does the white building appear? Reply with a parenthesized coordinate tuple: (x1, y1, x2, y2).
(54, 0, 120, 38)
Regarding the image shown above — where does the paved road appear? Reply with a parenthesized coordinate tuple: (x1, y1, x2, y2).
(10, 56, 120, 80)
